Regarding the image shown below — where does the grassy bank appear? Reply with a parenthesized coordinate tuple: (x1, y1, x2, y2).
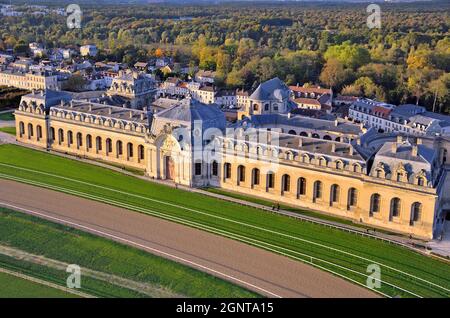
(0, 207, 258, 298)
(0, 127, 15, 135)
(0, 271, 76, 298)
(0, 144, 449, 297)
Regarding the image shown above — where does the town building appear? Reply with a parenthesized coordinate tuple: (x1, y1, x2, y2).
(0, 69, 59, 91)
(349, 99, 450, 136)
(80, 45, 98, 57)
(105, 70, 156, 109)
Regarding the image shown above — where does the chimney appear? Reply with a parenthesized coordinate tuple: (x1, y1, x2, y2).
(267, 131, 272, 143)
(392, 142, 397, 154)
(298, 138, 303, 148)
(331, 143, 336, 153)
(140, 113, 145, 121)
(288, 112, 292, 119)
(412, 145, 418, 157)
(334, 119, 339, 127)
(349, 146, 354, 156)
(417, 137, 422, 145)
(108, 108, 112, 115)
(88, 105, 92, 112)
(129, 111, 133, 119)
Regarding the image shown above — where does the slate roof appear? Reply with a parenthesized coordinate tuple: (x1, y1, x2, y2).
(249, 77, 290, 101)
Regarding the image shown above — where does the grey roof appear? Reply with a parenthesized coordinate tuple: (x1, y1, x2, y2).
(152, 97, 182, 111)
(249, 77, 290, 101)
(23, 90, 71, 108)
(54, 100, 151, 126)
(377, 140, 435, 164)
(391, 104, 426, 117)
(155, 97, 226, 130)
(242, 113, 363, 135)
(277, 134, 366, 162)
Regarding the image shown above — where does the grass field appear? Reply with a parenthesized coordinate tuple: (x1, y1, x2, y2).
(0, 144, 449, 298)
(0, 207, 257, 298)
(0, 271, 76, 298)
(0, 112, 14, 121)
(0, 127, 15, 135)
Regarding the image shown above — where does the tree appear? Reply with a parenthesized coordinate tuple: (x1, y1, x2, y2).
(324, 42, 371, 69)
(319, 59, 349, 90)
(63, 74, 86, 92)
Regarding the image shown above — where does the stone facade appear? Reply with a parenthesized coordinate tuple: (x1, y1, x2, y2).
(14, 90, 450, 240)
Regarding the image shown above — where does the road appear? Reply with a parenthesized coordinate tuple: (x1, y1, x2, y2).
(0, 179, 377, 298)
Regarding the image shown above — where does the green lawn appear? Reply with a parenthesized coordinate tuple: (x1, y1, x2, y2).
(0, 144, 449, 297)
(0, 127, 15, 135)
(0, 112, 14, 121)
(0, 271, 76, 298)
(0, 207, 257, 298)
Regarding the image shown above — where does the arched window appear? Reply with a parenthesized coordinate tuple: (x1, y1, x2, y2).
(267, 172, 275, 189)
(336, 160, 343, 170)
(300, 131, 308, 137)
(390, 197, 401, 220)
(297, 177, 306, 197)
(237, 165, 246, 183)
(288, 130, 296, 135)
(76, 132, 82, 148)
(138, 145, 145, 161)
(96, 137, 103, 152)
(312, 133, 320, 139)
(50, 127, 55, 142)
(347, 188, 357, 209)
(19, 122, 25, 137)
(106, 138, 112, 155)
(252, 168, 260, 186)
(67, 131, 73, 146)
(319, 157, 327, 167)
(58, 129, 64, 144)
(212, 161, 218, 176)
(116, 140, 123, 156)
(282, 174, 290, 193)
(127, 143, 133, 159)
(410, 202, 422, 225)
(86, 135, 92, 150)
(335, 137, 341, 142)
(323, 135, 332, 140)
(370, 194, 381, 215)
(27, 123, 33, 139)
(330, 184, 340, 205)
(224, 163, 231, 180)
(417, 177, 425, 186)
(253, 104, 259, 111)
(36, 125, 42, 141)
(313, 181, 322, 202)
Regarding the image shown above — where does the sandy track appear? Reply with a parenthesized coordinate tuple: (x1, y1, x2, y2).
(0, 179, 377, 298)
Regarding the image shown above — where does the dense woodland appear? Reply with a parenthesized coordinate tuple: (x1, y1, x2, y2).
(0, 1, 449, 111)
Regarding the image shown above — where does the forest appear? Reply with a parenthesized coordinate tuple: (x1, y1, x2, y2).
(0, 1, 449, 111)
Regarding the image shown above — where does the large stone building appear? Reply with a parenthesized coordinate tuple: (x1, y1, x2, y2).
(349, 99, 450, 136)
(14, 89, 450, 240)
(0, 69, 59, 91)
(237, 77, 295, 119)
(105, 70, 156, 109)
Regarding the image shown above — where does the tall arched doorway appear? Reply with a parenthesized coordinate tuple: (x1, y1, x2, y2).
(165, 156, 175, 180)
